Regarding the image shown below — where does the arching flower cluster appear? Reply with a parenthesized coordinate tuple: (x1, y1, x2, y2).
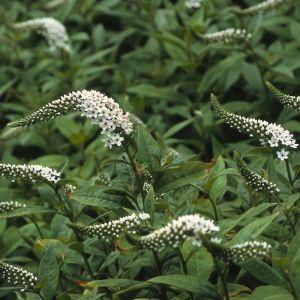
(211, 95, 298, 160)
(13, 17, 71, 53)
(217, 241, 272, 262)
(202, 28, 251, 44)
(0, 163, 61, 184)
(241, 0, 287, 14)
(186, 0, 203, 9)
(267, 82, 300, 112)
(235, 156, 280, 195)
(72, 213, 150, 241)
(0, 262, 37, 292)
(139, 214, 219, 251)
(8, 90, 133, 149)
(0, 201, 26, 213)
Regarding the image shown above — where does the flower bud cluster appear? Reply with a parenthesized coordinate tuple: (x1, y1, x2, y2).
(139, 214, 219, 251)
(235, 156, 280, 195)
(161, 148, 179, 167)
(186, 0, 203, 9)
(202, 29, 251, 44)
(267, 82, 300, 112)
(241, 0, 287, 14)
(73, 213, 150, 241)
(219, 241, 272, 262)
(211, 95, 298, 160)
(98, 173, 111, 186)
(0, 262, 37, 292)
(63, 184, 76, 198)
(8, 90, 133, 149)
(0, 201, 26, 213)
(44, 0, 67, 10)
(13, 17, 71, 53)
(0, 163, 60, 184)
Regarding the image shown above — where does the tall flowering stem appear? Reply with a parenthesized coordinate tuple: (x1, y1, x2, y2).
(0, 262, 37, 292)
(266, 82, 300, 112)
(0, 163, 60, 184)
(234, 155, 280, 196)
(211, 94, 298, 160)
(240, 0, 288, 15)
(8, 90, 133, 149)
(137, 214, 219, 251)
(70, 213, 150, 241)
(201, 28, 251, 44)
(13, 17, 71, 53)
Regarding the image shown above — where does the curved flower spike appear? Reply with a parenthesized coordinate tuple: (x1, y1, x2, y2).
(70, 213, 150, 241)
(241, 0, 287, 15)
(234, 154, 280, 195)
(0, 201, 26, 213)
(138, 214, 219, 251)
(217, 241, 272, 262)
(0, 262, 37, 292)
(0, 163, 61, 184)
(201, 28, 251, 44)
(13, 17, 71, 53)
(211, 94, 298, 160)
(8, 90, 133, 148)
(266, 82, 300, 112)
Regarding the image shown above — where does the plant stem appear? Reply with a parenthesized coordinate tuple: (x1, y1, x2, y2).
(28, 216, 44, 239)
(152, 251, 167, 300)
(285, 160, 293, 189)
(213, 255, 230, 300)
(190, 184, 218, 221)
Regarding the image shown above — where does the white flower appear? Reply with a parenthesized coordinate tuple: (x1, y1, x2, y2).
(139, 214, 219, 251)
(186, 0, 202, 9)
(202, 28, 251, 44)
(220, 241, 272, 262)
(241, 0, 287, 14)
(0, 201, 26, 213)
(13, 17, 71, 53)
(267, 82, 300, 112)
(276, 149, 289, 160)
(0, 262, 37, 291)
(8, 90, 133, 149)
(211, 95, 298, 158)
(0, 163, 61, 184)
(72, 213, 150, 241)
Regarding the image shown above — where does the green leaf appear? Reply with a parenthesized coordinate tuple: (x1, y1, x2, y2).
(86, 279, 140, 289)
(249, 285, 293, 300)
(239, 260, 287, 289)
(231, 213, 278, 244)
(136, 125, 161, 172)
(290, 248, 300, 298)
(0, 207, 55, 219)
(38, 244, 59, 300)
(156, 161, 210, 194)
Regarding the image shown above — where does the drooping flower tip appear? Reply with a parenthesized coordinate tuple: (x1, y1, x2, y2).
(211, 95, 298, 160)
(0, 201, 26, 213)
(8, 90, 133, 149)
(241, 0, 287, 14)
(202, 28, 251, 44)
(0, 262, 37, 292)
(139, 214, 219, 251)
(13, 17, 71, 53)
(186, 0, 203, 9)
(221, 241, 272, 262)
(73, 212, 150, 241)
(234, 155, 280, 195)
(266, 81, 300, 112)
(0, 163, 61, 184)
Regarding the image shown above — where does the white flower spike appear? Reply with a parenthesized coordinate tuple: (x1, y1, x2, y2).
(13, 17, 71, 53)
(202, 28, 251, 44)
(8, 90, 133, 148)
(0, 201, 26, 213)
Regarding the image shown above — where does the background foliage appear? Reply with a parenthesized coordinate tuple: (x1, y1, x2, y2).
(0, 0, 300, 299)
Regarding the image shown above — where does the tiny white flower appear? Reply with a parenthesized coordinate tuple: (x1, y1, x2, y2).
(276, 149, 289, 160)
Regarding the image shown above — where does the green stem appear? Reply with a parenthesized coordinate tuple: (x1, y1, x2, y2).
(152, 251, 167, 300)
(285, 160, 293, 189)
(190, 184, 218, 221)
(213, 255, 230, 300)
(275, 196, 295, 236)
(28, 216, 44, 239)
